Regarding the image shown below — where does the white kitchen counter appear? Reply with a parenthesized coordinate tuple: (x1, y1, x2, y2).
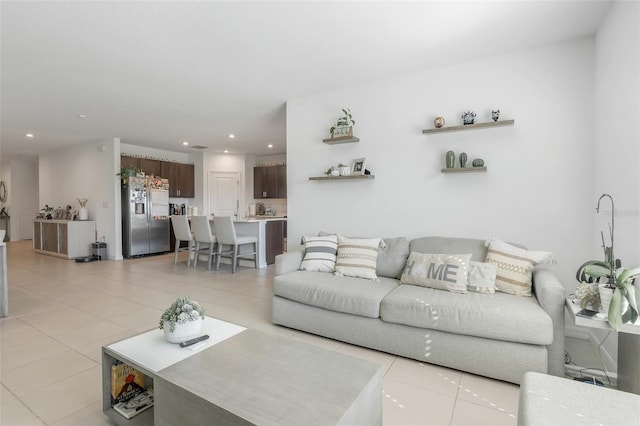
(206, 217, 287, 268)
(239, 216, 287, 222)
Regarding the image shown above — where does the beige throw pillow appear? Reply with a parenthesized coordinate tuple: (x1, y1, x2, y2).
(484, 239, 554, 297)
(335, 236, 381, 281)
(400, 252, 471, 293)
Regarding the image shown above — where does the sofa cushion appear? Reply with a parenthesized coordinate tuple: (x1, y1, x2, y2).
(485, 239, 555, 297)
(410, 236, 488, 261)
(380, 284, 552, 345)
(335, 236, 381, 281)
(273, 271, 399, 318)
(400, 252, 471, 293)
(300, 235, 338, 272)
(376, 237, 410, 279)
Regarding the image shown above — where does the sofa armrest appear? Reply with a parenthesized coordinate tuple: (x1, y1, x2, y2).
(275, 251, 303, 276)
(532, 267, 566, 377)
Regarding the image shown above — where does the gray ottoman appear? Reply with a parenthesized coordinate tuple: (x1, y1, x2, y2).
(518, 372, 640, 425)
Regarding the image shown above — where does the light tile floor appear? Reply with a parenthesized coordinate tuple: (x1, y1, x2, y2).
(1, 241, 519, 425)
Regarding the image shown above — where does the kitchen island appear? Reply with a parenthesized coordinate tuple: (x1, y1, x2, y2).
(214, 216, 286, 268)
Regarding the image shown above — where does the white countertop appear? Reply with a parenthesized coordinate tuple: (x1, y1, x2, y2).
(235, 216, 287, 223)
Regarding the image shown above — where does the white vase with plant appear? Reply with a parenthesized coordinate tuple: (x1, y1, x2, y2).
(159, 296, 205, 343)
(329, 108, 355, 139)
(77, 198, 89, 221)
(575, 194, 640, 330)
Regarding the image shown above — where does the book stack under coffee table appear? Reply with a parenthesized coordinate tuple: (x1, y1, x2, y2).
(102, 316, 383, 425)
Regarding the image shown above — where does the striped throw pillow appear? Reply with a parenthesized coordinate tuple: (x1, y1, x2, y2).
(300, 235, 338, 272)
(335, 236, 381, 281)
(484, 239, 554, 297)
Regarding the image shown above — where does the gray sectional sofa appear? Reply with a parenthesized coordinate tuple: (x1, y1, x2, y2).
(272, 236, 565, 384)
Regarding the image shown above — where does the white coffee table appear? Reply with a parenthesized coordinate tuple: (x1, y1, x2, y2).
(103, 317, 383, 425)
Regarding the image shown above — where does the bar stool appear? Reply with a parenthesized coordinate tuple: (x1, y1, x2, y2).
(190, 216, 218, 270)
(212, 216, 257, 273)
(170, 215, 194, 266)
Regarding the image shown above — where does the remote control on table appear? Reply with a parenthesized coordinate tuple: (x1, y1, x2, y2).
(180, 335, 210, 347)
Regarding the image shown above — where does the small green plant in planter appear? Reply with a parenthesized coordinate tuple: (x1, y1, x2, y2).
(117, 165, 139, 185)
(159, 295, 205, 333)
(576, 261, 640, 330)
(329, 108, 355, 138)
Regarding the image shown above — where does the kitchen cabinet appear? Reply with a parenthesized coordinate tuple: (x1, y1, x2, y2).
(33, 219, 95, 259)
(139, 158, 161, 177)
(265, 220, 285, 265)
(120, 156, 161, 177)
(120, 155, 139, 170)
(161, 162, 195, 198)
(254, 165, 286, 199)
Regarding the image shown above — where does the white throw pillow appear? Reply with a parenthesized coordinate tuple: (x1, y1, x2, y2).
(484, 239, 555, 297)
(400, 252, 471, 293)
(335, 236, 381, 281)
(467, 261, 497, 293)
(299, 235, 338, 272)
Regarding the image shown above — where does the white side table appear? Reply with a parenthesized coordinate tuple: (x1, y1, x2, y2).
(565, 298, 640, 394)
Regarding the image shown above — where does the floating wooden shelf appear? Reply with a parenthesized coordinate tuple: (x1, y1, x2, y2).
(322, 136, 360, 145)
(309, 174, 375, 181)
(423, 119, 514, 134)
(441, 167, 487, 174)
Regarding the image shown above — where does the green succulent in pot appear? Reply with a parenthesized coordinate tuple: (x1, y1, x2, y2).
(159, 295, 205, 333)
(576, 260, 640, 330)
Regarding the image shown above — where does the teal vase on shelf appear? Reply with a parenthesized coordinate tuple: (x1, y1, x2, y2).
(459, 152, 468, 168)
(446, 151, 455, 168)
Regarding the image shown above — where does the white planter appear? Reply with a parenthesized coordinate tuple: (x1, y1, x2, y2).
(598, 284, 614, 314)
(78, 206, 89, 221)
(330, 169, 340, 177)
(598, 284, 629, 317)
(340, 166, 351, 176)
(163, 319, 202, 343)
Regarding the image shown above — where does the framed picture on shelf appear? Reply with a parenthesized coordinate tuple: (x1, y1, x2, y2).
(351, 158, 367, 176)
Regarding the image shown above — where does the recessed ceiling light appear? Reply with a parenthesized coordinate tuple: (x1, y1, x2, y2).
(267, 144, 273, 148)
(228, 134, 235, 139)
(182, 141, 189, 146)
(224, 150, 229, 153)
(26, 133, 34, 138)
(77, 114, 87, 119)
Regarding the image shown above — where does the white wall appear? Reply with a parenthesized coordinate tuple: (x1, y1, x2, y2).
(39, 138, 120, 258)
(287, 37, 596, 291)
(592, 0, 640, 369)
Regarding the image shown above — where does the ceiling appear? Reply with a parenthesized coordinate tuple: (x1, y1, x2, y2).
(0, 1, 611, 161)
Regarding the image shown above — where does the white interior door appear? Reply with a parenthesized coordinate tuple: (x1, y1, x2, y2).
(208, 172, 240, 218)
(20, 181, 38, 239)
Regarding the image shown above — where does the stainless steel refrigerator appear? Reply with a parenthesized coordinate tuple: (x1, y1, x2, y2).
(122, 176, 170, 258)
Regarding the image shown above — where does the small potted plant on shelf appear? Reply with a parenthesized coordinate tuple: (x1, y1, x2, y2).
(159, 296, 205, 343)
(329, 108, 355, 139)
(325, 166, 340, 177)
